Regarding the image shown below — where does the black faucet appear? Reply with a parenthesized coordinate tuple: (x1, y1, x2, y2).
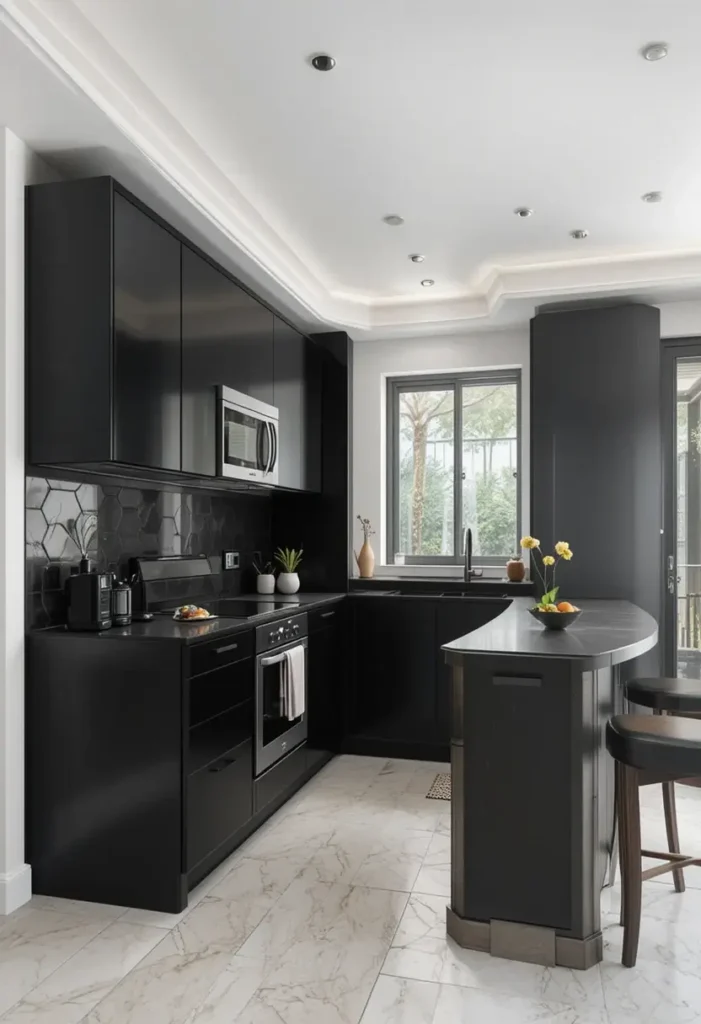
(462, 527, 483, 583)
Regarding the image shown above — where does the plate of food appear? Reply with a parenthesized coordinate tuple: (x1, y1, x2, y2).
(172, 604, 217, 622)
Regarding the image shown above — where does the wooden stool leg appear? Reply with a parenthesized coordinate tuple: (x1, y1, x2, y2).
(662, 781, 686, 893)
(617, 760, 642, 968)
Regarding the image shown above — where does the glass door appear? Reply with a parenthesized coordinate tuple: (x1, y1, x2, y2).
(663, 342, 701, 677)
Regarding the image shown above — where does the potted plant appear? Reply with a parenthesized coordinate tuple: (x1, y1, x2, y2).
(253, 556, 275, 595)
(274, 547, 303, 594)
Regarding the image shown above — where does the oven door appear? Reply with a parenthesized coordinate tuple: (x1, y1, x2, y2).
(255, 638, 308, 775)
(219, 388, 279, 484)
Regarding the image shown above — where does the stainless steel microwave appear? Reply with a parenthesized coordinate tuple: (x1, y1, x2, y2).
(219, 386, 279, 484)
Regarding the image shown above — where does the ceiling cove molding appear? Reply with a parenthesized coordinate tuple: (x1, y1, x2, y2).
(5, 0, 701, 336)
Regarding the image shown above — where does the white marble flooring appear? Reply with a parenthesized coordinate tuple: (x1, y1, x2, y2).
(1, 757, 701, 1023)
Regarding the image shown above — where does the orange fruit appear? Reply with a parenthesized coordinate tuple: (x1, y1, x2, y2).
(557, 601, 576, 613)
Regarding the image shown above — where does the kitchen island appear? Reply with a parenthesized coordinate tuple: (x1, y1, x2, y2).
(442, 597, 658, 970)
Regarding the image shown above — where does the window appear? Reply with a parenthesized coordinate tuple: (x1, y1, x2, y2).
(387, 370, 521, 564)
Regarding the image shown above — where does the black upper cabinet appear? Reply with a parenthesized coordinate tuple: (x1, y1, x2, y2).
(28, 176, 319, 489)
(181, 248, 275, 476)
(273, 318, 321, 491)
(27, 178, 181, 472)
(113, 194, 181, 471)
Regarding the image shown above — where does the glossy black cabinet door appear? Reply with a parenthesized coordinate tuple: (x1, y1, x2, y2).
(350, 598, 437, 746)
(181, 247, 274, 475)
(273, 318, 305, 489)
(113, 193, 181, 470)
(307, 605, 345, 754)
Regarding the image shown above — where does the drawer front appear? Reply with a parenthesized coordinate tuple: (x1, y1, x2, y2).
(189, 700, 253, 774)
(308, 603, 343, 634)
(187, 739, 252, 870)
(190, 657, 253, 727)
(189, 630, 253, 678)
(254, 743, 308, 813)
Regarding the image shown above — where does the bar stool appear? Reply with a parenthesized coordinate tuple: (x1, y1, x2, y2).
(624, 676, 701, 893)
(606, 713, 701, 967)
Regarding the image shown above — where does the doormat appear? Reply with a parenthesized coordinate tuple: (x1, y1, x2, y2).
(426, 772, 451, 800)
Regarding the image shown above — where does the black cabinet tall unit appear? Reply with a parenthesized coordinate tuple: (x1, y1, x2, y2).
(530, 303, 662, 673)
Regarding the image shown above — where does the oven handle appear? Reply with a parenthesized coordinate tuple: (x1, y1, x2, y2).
(259, 643, 305, 668)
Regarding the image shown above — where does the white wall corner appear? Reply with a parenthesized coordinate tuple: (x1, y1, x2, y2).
(0, 863, 32, 915)
(0, 125, 56, 915)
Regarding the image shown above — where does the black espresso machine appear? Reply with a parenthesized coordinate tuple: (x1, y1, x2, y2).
(65, 559, 112, 631)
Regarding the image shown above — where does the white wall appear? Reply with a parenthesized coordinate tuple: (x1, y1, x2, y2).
(660, 300, 701, 339)
(352, 328, 530, 569)
(0, 127, 56, 914)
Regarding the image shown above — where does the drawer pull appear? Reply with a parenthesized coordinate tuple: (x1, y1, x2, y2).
(208, 756, 238, 773)
(320, 610, 336, 619)
(214, 642, 239, 655)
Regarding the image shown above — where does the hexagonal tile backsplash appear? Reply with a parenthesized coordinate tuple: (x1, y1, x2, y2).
(26, 474, 272, 628)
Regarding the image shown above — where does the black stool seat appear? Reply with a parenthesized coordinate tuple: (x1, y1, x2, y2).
(607, 714, 701, 777)
(625, 676, 701, 713)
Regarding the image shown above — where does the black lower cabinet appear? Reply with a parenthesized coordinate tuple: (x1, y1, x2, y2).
(307, 602, 345, 762)
(187, 740, 253, 872)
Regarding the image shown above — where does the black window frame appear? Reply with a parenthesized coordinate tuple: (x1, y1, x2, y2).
(386, 369, 522, 566)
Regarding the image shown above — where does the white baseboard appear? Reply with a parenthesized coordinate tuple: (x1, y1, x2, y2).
(0, 864, 32, 915)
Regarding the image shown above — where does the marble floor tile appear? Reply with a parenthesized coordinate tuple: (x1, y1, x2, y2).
(0, 920, 165, 1024)
(432, 982, 610, 1024)
(187, 955, 268, 1024)
(235, 976, 380, 1024)
(601, 956, 701, 1023)
(0, 908, 114, 1017)
(383, 892, 605, 1009)
(352, 831, 433, 892)
(359, 975, 440, 1024)
(412, 834, 450, 897)
(82, 931, 231, 1024)
(25, 896, 128, 921)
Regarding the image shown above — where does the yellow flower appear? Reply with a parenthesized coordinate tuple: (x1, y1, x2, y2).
(555, 541, 571, 556)
(561, 548, 573, 561)
(542, 555, 555, 566)
(520, 536, 540, 550)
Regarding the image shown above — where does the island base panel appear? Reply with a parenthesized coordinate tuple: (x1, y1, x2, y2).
(446, 907, 603, 970)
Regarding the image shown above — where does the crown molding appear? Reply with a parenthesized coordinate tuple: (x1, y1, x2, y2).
(5, 0, 701, 337)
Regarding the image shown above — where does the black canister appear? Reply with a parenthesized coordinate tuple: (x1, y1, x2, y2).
(111, 578, 132, 626)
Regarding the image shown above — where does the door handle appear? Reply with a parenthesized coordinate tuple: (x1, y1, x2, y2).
(214, 642, 238, 655)
(320, 610, 336, 619)
(208, 756, 238, 773)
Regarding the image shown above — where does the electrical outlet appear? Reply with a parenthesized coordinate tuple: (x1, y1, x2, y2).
(223, 550, 240, 570)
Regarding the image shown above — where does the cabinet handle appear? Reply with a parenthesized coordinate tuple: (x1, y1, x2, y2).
(208, 756, 238, 773)
(214, 642, 239, 654)
(320, 610, 336, 619)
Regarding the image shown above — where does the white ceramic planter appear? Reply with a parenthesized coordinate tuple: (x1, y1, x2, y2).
(256, 574, 275, 595)
(277, 572, 300, 595)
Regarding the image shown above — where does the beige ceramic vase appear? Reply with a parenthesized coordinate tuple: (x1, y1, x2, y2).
(356, 541, 375, 579)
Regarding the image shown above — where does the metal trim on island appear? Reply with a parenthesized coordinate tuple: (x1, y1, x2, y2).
(442, 598, 658, 970)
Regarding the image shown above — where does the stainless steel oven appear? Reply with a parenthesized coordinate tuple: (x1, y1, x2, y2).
(219, 386, 279, 484)
(254, 614, 308, 775)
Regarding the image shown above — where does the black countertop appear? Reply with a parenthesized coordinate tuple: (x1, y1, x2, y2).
(443, 597, 658, 668)
(32, 593, 346, 645)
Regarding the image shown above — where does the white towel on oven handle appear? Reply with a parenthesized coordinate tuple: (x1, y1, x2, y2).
(283, 644, 306, 720)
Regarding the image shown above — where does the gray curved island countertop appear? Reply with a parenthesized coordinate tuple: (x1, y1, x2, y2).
(442, 597, 658, 668)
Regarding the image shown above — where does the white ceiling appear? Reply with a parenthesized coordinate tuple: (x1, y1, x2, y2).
(4, 0, 701, 337)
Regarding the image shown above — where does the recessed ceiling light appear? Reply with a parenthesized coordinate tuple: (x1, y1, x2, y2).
(641, 42, 669, 61)
(642, 190, 663, 203)
(514, 207, 533, 218)
(310, 54, 336, 71)
(570, 229, 589, 240)
(409, 254, 425, 263)
(383, 215, 404, 226)
(421, 279, 435, 287)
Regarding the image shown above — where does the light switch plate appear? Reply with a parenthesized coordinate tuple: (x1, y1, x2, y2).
(223, 550, 239, 570)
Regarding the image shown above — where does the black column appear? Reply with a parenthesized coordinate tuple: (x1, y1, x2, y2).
(531, 304, 661, 674)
